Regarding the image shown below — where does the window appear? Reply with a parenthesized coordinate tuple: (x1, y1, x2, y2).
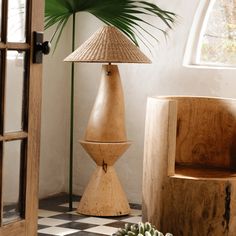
(183, 0, 236, 68)
(8, 0, 26, 43)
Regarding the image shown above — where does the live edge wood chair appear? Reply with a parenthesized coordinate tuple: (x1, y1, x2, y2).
(142, 96, 236, 236)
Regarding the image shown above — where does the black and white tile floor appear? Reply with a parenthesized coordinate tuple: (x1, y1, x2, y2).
(38, 195, 142, 236)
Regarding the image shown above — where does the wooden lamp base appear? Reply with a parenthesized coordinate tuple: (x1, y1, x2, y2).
(78, 141, 131, 216)
(78, 65, 131, 216)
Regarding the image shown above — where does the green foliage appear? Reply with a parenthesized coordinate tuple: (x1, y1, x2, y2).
(113, 222, 173, 236)
(201, 38, 236, 65)
(45, 0, 176, 50)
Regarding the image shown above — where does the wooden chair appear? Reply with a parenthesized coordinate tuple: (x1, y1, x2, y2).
(142, 96, 236, 236)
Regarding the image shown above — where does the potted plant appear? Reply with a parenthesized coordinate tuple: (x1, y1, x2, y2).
(113, 222, 173, 236)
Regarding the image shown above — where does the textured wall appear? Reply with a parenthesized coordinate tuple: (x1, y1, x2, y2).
(39, 24, 71, 199)
(40, 0, 236, 203)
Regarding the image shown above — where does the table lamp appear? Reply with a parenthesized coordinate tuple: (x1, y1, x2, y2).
(64, 26, 151, 216)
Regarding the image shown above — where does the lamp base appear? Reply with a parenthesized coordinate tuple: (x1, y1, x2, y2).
(85, 64, 127, 142)
(78, 141, 131, 216)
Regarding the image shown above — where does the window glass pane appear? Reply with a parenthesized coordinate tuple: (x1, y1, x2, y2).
(4, 51, 26, 133)
(7, 0, 26, 42)
(197, 0, 236, 66)
(2, 140, 24, 225)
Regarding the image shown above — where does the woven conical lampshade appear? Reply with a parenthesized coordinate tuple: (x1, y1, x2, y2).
(64, 26, 151, 63)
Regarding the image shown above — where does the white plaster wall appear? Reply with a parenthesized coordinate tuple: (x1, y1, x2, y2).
(39, 0, 236, 203)
(70, 0, 236, 204)
(39, 23, 72, 199)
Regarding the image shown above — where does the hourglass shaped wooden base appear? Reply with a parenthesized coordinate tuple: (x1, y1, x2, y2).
(78, 65, 131, 216)
(78, 141, 131, 216)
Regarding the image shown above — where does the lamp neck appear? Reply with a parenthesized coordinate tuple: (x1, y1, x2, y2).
(107, 62, 112, 76)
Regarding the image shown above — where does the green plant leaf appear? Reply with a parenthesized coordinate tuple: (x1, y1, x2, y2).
(45, 0, 177, 51)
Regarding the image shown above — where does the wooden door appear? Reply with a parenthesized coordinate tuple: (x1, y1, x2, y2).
(0, 0, 44, 235)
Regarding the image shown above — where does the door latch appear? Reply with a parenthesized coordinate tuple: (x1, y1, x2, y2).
(33, 31, 51, 64)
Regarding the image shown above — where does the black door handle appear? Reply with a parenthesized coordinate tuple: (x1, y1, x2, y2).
(33, 31, 51, 64)
(41, 41, 51, 55)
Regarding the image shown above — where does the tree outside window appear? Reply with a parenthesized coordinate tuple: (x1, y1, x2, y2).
(184, 0, 236, 68)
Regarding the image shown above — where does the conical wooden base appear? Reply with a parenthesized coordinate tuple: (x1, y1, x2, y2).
(85, 65, 127, 142)
(78, 65, 131, 216)
(80, 140, 131, 166)
(78, 166, 130, 216)
(78, 141, 131, 216)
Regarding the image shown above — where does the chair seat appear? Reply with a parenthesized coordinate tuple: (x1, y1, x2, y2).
(171, 165, 236, 180)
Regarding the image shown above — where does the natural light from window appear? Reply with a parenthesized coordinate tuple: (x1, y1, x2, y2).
(184, 0, 236, 68)
(7, 0, 26, 43)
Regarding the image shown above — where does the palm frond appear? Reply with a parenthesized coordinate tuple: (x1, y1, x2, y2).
(45, 0, 177, 50)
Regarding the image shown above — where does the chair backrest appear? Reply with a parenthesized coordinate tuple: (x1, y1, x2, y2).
(168, 96, 236, 170)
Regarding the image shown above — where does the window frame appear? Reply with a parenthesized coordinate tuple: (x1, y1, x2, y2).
(183, 0, 236, 69)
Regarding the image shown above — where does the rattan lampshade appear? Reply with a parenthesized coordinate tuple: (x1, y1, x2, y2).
(64, 26, 151, 63)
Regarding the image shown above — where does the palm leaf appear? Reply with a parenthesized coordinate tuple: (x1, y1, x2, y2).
(45, 0, 176, 50)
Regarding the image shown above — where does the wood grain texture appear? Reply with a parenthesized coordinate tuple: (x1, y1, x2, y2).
(142, 97, 176, 228)
(174, 97, 236, 170)
(78, 166, 130, 216)
(0, 220, 26, 236)
(0, 0, 43, 235)
(85, 65, 127, 142)
(80, 64, 131, 216)
(142, 96, 236, 236)
(24, 0, 44, 235)
(0, 43, 30, 50)
(80, 141, 131, 166)
(161, 178, 236, 236)
(78, 142, 131, 216)
(0, 131, 28, 142)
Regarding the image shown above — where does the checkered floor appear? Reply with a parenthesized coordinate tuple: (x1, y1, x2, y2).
(38, 195, 142, 236)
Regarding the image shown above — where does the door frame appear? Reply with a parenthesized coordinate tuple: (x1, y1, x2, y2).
(0, 0, 44, 235)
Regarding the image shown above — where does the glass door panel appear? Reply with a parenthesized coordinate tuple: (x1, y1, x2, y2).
(2, 140, 25, 225)
(0, 0, 43, 235)
(7, 0, 26, 42)
(4, 50, 26, 133)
